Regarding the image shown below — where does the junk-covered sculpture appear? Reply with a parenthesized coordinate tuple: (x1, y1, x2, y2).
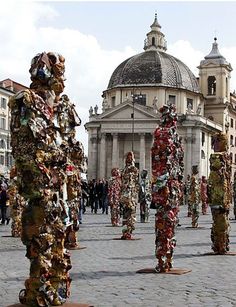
(208, 133, 232, 254)
(108, 168, 121, 226)
(233, 172, 236, 220)
(189, 165, 200, 228)
(9, 52, 84, 306)
(151, 103, 184, 272)
(120, 152, 139, 239)
(8, 166, 26, 237)
(138, 169, 151, 223)
(200, 176, 208, 215)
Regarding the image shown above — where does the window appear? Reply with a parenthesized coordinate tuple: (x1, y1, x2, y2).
(235, 154, 236, 164)
(201, 150, 206, 159)
(152, 37, 155, 46)
(133, 93, 146, 106)
(208, 115, 214, 121)
(202, 132, 205, 146)
(187, 98, 193, 110)
(0, 117, 6, 129)
(208, 76, 216, 95)
(1, 97, 7, 109)
(230, 152, 233, 162)
(231, 118, 234, 128)
(0, 155, 4, 165)
(168, 95, 176, 104)
(226, 77, 228, 97)
(0, 140, 5, 149)
(230, 135, 234, 146)
(111, 96, 115, 108)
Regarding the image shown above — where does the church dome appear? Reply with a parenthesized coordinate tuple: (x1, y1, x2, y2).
(107, 14, 199, 94)
(107, 50, 199, 93)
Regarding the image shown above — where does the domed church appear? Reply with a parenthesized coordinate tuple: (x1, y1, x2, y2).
(85, 14, 236, 180)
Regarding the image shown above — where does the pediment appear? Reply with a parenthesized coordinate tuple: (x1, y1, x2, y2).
(99, 102, 158, 120)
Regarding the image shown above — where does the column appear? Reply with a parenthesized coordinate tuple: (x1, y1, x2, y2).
(186, 127, 192, 177)
(112, 133, 119, 168)
(89, 134, 98, 180)
(139, 133, 146, 172)
(99, 133, 106, 179)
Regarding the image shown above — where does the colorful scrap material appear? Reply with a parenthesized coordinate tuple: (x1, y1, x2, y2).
(200, 176, 208, 215)
(208, 133, 232, 254)
(151, 102, 184, 272)
(189, 165, 200, 228)
(120, 152, 139, 239)
(138, 169, 151, 223)
(9, 52, 84, 306)
(108, 168, 121, 226)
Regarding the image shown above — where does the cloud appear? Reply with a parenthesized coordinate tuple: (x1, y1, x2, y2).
(0, 1, 136, 154)
(168, 40, 236, 91)
(1, 2, 236, 155)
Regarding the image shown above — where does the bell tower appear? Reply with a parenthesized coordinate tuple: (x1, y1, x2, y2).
(198, 38, 232, 127)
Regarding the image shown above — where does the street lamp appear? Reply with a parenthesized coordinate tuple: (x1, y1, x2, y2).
(131, 92, 143, 152)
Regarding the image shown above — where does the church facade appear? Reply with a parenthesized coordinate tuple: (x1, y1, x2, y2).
(85, 14, 236, 180)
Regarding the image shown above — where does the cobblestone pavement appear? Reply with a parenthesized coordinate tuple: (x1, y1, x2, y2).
(1, 205, 236, 307)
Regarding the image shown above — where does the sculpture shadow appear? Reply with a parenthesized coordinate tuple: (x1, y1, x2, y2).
(71, 270, 135, 280)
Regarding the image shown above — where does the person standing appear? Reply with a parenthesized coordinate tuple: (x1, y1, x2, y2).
(0, 184, 8, 225)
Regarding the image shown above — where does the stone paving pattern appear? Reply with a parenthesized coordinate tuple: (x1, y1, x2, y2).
(1, 205, 236, 307)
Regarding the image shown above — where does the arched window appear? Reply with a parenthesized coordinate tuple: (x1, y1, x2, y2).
(201, 150, 206, 159)
(0, 140, 5, 149)
(152, 37, 155, 46)
(208, 76, 216, 95)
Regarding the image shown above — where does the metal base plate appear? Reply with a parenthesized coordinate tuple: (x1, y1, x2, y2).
(113, 237, 141, 240)
(7, 303, 93, 307)
(136, 268, 192, 275)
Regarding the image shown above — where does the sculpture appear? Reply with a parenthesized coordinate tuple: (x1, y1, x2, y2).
(9, 52, 84, 306)
(120, 152, 139, 239)
(138, 169, 151, 223)
(151, 102, 184, 272)
(189, 165, 200, 228)
(208, 133, 232, 254)
(108, 168, 121, 226)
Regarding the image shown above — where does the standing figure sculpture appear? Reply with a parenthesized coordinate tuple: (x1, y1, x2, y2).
(139, 169, 151, 223)
(8, 166, 26, 237)
(189, 165, 200, 228)
(200, 176, 208, 215)
(184, 175, 191, 216)
(233, 172, 236, 220)
(108, 168, 121, 226)
(151, 103, 184, 272)
(9, 52, 83, 306)
(120, 152, 139, 239)
(208, 133, 232, 254)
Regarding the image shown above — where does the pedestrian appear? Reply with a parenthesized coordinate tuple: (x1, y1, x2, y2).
(102, 180, 109, 214)
(0, 184, 9, 225)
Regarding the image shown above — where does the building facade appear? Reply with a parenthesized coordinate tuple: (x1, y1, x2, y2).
(85, 14, 235, 180)
(0, 79, 28, 175)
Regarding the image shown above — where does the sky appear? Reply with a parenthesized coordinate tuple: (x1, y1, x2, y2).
(1, 0, 236, 155)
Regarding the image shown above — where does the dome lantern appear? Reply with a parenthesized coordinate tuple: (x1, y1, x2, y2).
(144, 13, 167, 52)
